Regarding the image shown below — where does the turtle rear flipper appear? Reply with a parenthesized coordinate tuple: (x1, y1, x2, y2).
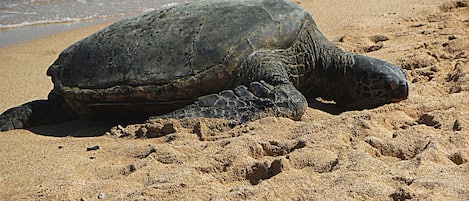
(0, 94, 77, 131)
(151, 81, 307, 123)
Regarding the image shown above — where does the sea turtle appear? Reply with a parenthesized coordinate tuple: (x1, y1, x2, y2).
(0, 0, 408, 131)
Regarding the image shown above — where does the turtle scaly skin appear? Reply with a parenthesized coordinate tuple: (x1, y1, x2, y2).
(0, 0, 408, 131)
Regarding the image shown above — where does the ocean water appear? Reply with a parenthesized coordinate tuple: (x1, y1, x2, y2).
(0, 0, 195, 47)
(0, 0, 195, 29)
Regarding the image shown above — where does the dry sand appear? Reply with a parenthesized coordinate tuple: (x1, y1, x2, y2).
(1, 0, 469, 200)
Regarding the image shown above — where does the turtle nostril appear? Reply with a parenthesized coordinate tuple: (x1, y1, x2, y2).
(401, 83, 409, 98)
(390, 82, 409, 102)
(397, 83, 408, 99)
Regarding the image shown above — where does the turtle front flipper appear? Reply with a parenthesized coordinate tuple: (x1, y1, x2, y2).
(150, 50, 308, 123)
(150, 81, 307, 123)
(0, 93, 78, 131)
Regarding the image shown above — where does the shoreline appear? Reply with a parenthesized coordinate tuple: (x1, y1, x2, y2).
(0, 18, 121, 48)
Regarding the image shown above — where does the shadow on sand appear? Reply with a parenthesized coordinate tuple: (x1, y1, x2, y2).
(27, 120, 116, 137)
(26, 99, 373, 137)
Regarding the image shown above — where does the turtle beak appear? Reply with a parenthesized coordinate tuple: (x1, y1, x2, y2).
(390, 81, 408, 102)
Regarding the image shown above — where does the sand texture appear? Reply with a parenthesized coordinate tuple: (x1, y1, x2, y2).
(1, 0, 469, 200)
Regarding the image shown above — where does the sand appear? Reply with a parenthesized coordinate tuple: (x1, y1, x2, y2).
(1, 0, 468, 200)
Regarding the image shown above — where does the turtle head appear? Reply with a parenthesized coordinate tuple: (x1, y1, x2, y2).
(335, 54, 408, 108)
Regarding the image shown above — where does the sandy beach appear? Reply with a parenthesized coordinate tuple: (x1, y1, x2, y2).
(1, 0, 468, 200)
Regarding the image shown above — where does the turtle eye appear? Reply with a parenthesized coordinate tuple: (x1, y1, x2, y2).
(388, 80, 399, 90)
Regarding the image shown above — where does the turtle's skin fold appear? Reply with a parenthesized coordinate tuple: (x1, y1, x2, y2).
(0, 0, 408, 131)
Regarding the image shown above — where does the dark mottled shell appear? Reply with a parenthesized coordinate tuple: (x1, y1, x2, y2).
(47, 0, 309, 106)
